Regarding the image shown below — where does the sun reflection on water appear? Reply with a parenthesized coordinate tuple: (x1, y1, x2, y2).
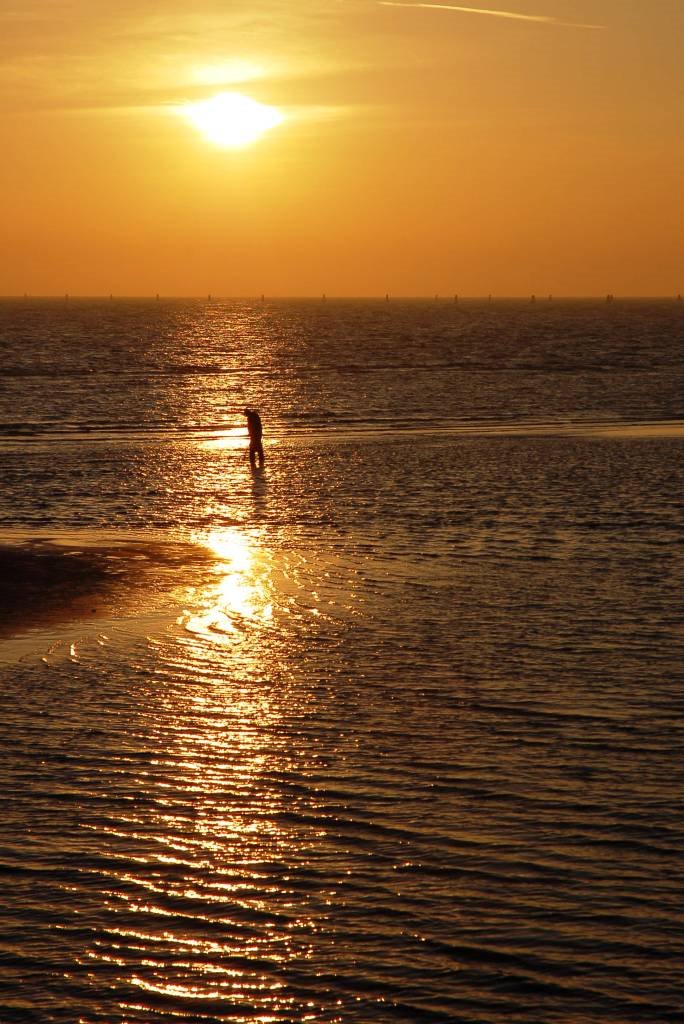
(183, 527, 274, 646)
(78, 526, 330, 1019)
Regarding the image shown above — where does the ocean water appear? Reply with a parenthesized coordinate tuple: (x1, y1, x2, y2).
(0, 298, 682, 1023)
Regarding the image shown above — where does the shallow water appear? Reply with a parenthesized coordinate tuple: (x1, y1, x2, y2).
(0, 300, 682, 1022)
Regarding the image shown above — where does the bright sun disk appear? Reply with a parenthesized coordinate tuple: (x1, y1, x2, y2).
(181, 91, 284, 148)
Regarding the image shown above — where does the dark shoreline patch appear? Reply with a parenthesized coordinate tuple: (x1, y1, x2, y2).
(0, 537, 213, 638)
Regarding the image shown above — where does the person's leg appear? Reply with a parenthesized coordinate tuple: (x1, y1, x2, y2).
(257, 441, 265, 467)
(249, 441, 257, 468)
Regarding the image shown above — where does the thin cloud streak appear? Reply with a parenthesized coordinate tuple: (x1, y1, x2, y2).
(378, 2, 603, 29)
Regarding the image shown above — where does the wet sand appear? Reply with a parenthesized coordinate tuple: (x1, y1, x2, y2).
(0, 534, 214, 640)
(0, 541, 117, 638)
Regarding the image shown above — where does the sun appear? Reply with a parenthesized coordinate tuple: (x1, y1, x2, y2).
(181, 91, 284, 148)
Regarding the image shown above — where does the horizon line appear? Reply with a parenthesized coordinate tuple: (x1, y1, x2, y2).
(1, 293, 682, 302)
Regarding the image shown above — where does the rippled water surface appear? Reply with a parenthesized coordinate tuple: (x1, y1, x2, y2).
(0, 299, 682, 1022)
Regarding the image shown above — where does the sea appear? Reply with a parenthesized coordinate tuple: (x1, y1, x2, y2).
(0, 297, 682, 1023)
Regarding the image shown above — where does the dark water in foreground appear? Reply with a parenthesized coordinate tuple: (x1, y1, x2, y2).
(0, 299, 682, 1022)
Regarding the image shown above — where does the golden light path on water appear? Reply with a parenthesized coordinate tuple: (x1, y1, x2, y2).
(183, 528, 274, 649)
(79, 521, 342, 1021)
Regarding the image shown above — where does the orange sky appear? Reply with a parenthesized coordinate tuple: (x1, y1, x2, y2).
(2, 1, 683, 296)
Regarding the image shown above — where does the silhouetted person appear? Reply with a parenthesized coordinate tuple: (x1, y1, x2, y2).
(244, 407, 264, 469)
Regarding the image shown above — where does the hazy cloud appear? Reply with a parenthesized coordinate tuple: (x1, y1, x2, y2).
(378, 2, 603, 29)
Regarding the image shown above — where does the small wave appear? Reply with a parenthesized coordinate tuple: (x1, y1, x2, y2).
(1, 417, 682, 448)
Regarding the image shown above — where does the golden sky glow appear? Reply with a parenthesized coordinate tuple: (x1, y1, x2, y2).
(2, 1, 683, 295)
